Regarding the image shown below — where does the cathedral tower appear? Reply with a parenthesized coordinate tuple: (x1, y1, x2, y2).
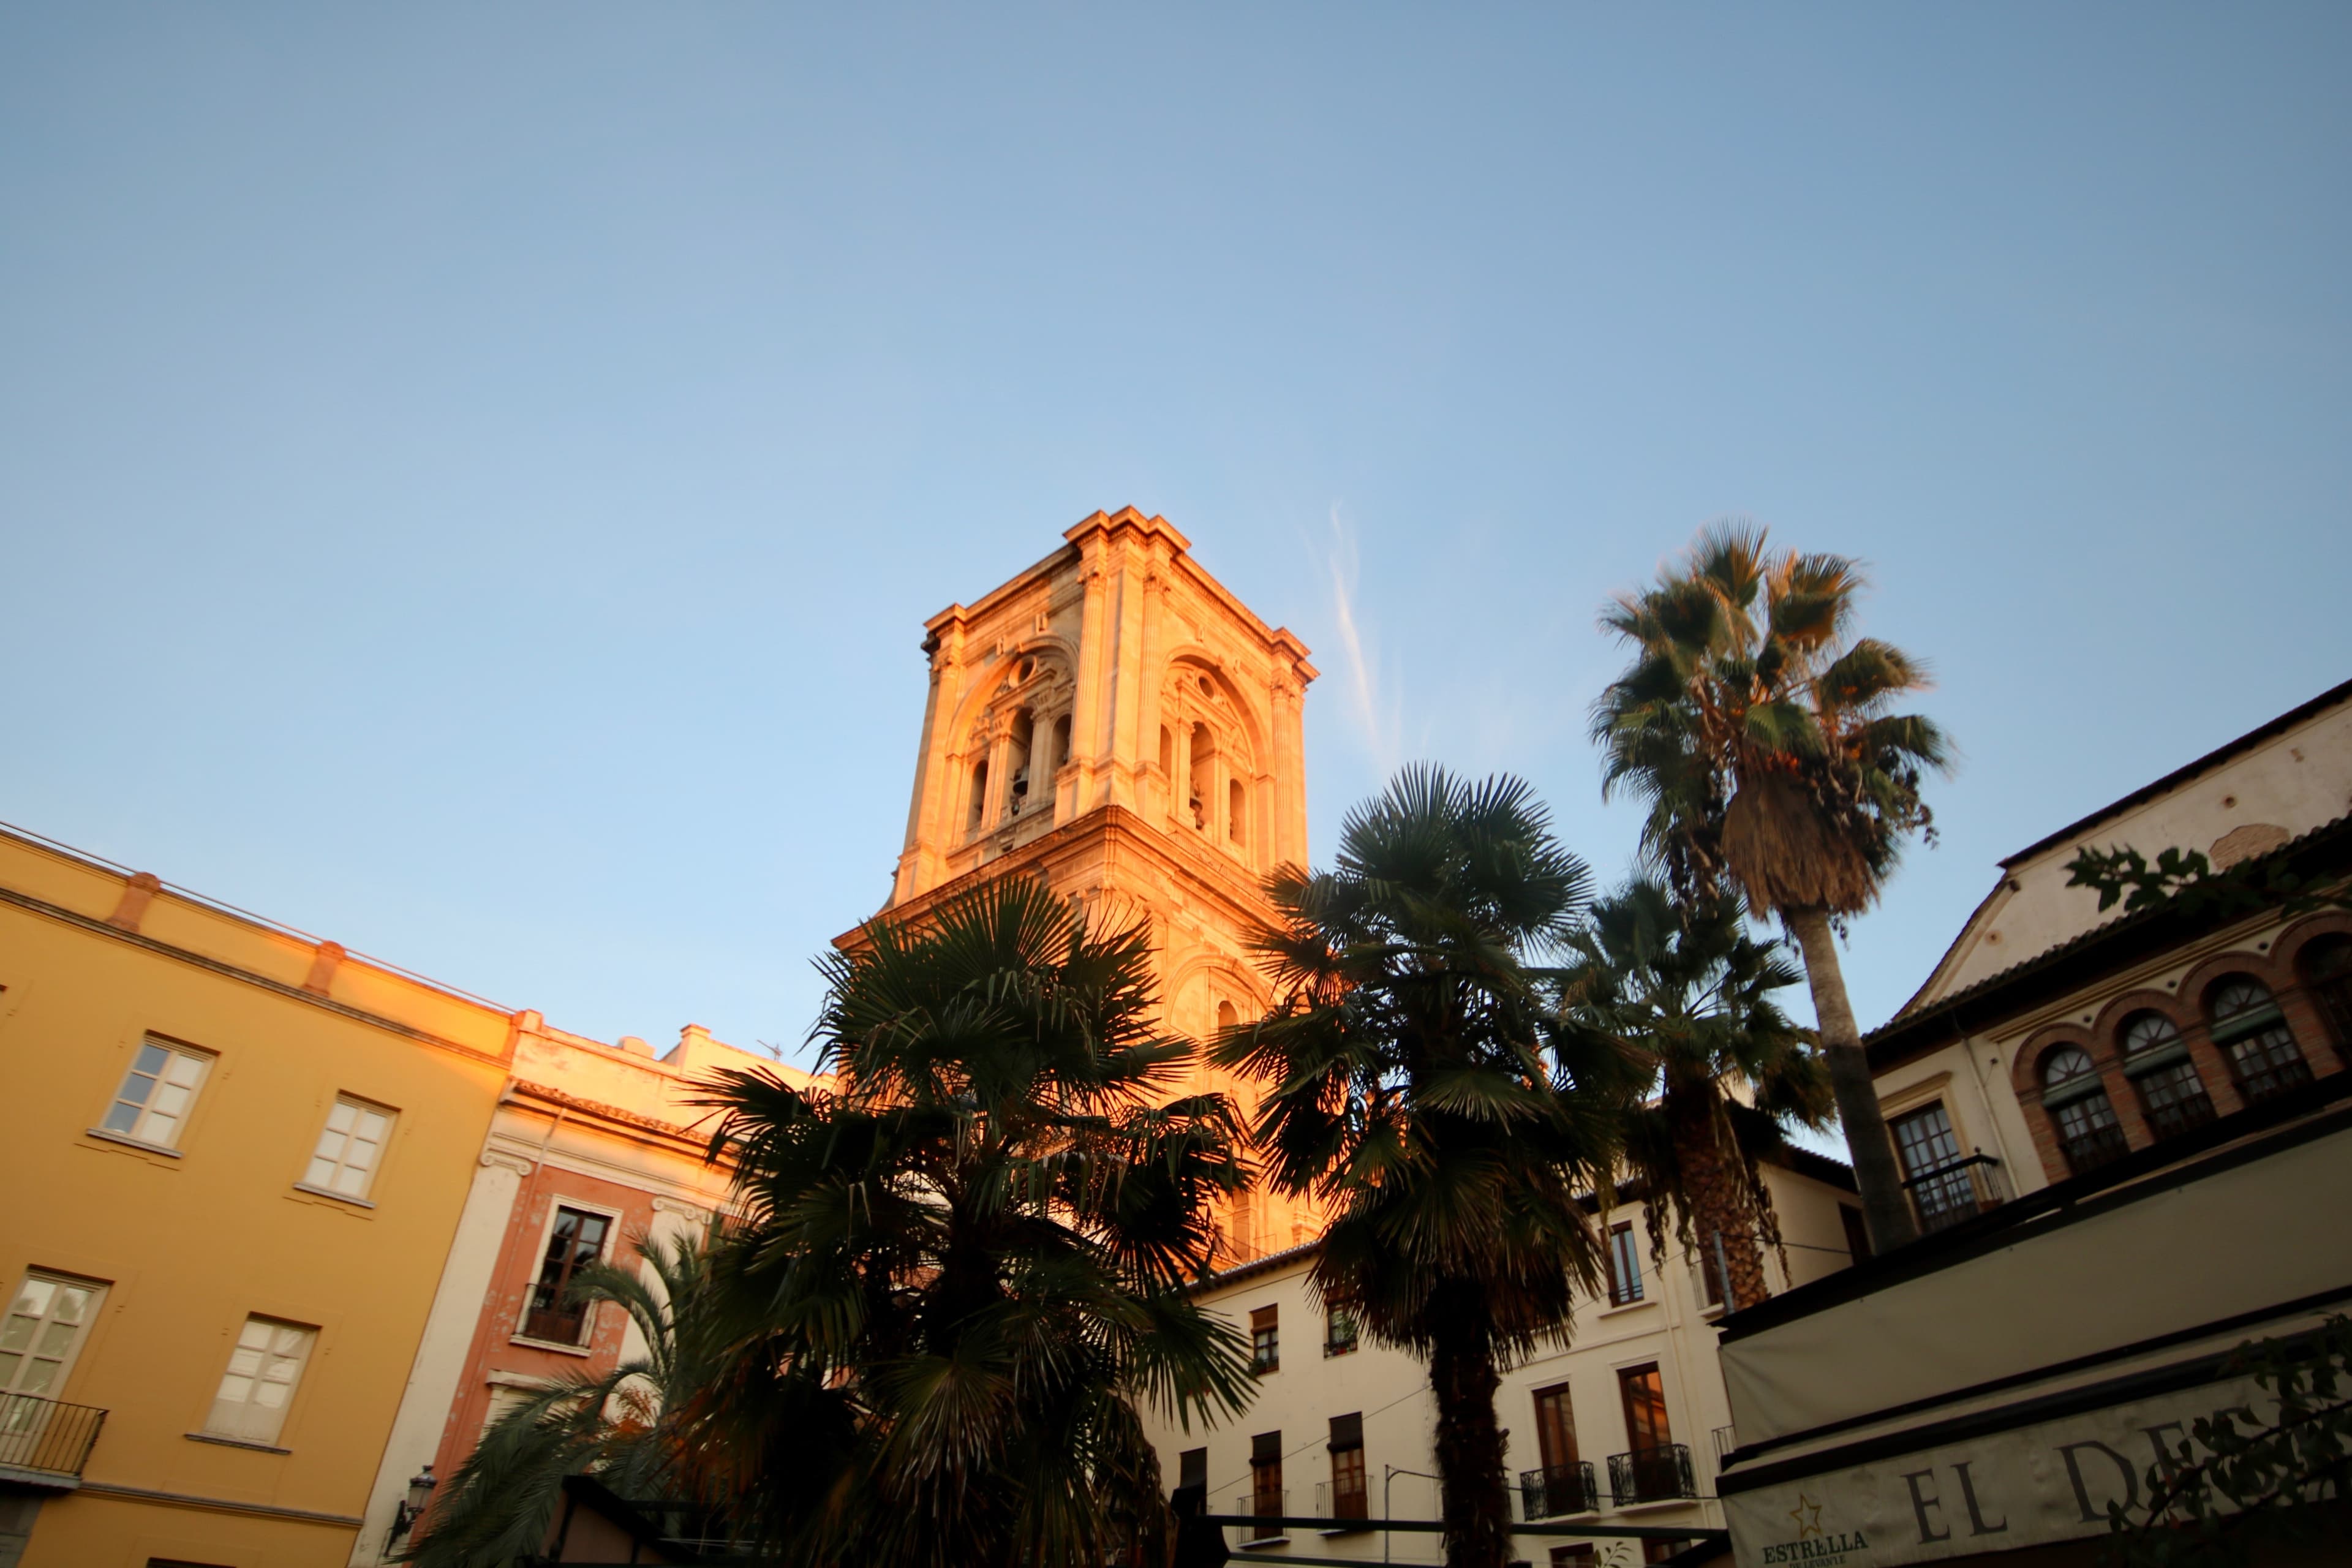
(868, 507, 1320, 1261)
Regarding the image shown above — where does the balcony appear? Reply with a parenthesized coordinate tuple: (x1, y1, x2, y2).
(1234, 1488, 1286, 1544)
(1607, 1444, 1696, 1507)
(0, 1393, 107, 1487)
(1902, 1152, 2011, 1234)
(1313, 1480, 1370, 1523)
(1518, 1461, 1598, 1518)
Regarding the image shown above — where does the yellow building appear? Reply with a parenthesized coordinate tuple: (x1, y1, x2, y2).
(0, 826, 516, 1568)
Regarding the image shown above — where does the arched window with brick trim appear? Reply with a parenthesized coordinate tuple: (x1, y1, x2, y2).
(2039, 1046, 2129, 1175)
(2118, 1012, 2215, 1140)
(2300, 935, 2352, 1051)
(2206, 976, 2312, 1106)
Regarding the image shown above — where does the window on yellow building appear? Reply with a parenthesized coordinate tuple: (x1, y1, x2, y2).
(99, 1038, 213, 1150)
(204, 1316, 316, 1446)
(1, 1271, 107, 1401)
(303, 1096, 394, 1200)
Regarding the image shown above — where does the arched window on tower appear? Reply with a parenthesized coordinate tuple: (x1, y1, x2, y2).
(1158, 724, 1174, 778)
(1051, 713, 1072, 777)
(2039, 1046, 2128, 1175)
(967, 759, 989, 835)
(1216, 1000, 1239, 1039)
(1006, 711, 1035, 817)
(1229, 778, 1246, 848)
(2119, 1012, 2214, 1139)
(2206, 976, 2312, 1105)
(1188, 723, 1215, 832)
(2299, 935, 2352, 1049)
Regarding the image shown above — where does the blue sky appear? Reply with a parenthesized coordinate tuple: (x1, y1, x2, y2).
(3, 6, 2346, 1072)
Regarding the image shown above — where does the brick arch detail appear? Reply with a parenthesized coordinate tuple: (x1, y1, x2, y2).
(2013, 1025, 2141, 1185)
(2271, 912, 2352, 1068)
(2089, 987, 2198, 1049)
(2275, 910, 2352, 975)
(2179, 948, 2293, 1015)
(2088, 986, 2241, 1125)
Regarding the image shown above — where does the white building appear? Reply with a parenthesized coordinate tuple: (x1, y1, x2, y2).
(1142, 1152, 1866, 1567)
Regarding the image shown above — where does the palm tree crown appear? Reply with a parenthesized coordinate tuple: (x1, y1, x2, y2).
(1558, 879, 1830, 1310)
(1594, 519, 1948, 915)
(1217, 766, 1632, 1568)
(692, 875, 1256, 1568)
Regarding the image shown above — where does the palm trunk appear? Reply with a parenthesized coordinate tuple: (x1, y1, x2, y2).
(1427, 1281, 1510, 1568)
(1665, 1087, 1769, 1310)
(1783, 907, 1917, 1252)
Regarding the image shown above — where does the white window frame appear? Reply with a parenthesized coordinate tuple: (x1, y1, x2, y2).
(1, 1270, 110, 1402)
(298, 1093, 398, 1204)
(511, 1197, 625, 1354)
(201, 1315, 317, 1449)
(94, 1036, 216, 1152)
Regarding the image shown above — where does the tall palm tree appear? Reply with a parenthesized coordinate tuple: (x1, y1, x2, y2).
(691, 874, 1257, 1568)
(1593, 520, 1950, 1250)
(1216, 767, 1633, 1568)
(1558, 879, 1832, 1310)
(402, 1231, 731, 1567)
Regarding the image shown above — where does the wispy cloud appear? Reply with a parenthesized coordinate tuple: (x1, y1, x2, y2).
(1315, 504, 1404, 775)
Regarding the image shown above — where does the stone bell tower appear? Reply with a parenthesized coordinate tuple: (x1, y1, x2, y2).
(869, 507, 1320, 1262)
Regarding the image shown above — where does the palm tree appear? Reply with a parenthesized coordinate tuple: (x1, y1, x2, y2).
(1558, 878, 1832, 1310)
(403, 1231, 730, 1566)
(1593, 520, 1950, 1250)
(691, 874, 1257, 1568)
(1216, 767, 1633, 1568)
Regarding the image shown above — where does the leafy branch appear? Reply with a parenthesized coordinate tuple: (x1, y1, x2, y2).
(2063, 845, 2344, 924)
(2105, 1314, 2352, 1566)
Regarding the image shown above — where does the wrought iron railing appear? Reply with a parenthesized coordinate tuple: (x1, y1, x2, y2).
(1517, 1461, 1597, 1518)
(1607, 1443, 1696, 1506)
(1313, 1480, 1370, 1521)
(522, 1305, 587, 1345)
(1902, 1152, 2010, 1234)
(0, 1393, 107, 1481)
(1235, 1488, 1287, 1537)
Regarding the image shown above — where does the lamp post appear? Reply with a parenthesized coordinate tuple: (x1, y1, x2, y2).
(388, 1463, 435, 1552)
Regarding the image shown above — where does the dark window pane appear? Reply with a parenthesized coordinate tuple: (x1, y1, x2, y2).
(1605, 1223, 1643, 1306)
(1838, 1205, 1871, 1261)
(1891, 1104, 1974, 1224)
(2136, 1059, 2217, 1139)
(2051, 1086, 2130, 1175)
(524, 1205, 611, 1344)
(1533, 1384, 1576, 1470)
(1617, 1364, 1670, 1449)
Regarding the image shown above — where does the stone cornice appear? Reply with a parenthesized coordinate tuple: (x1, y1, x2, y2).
(842, 804, 1281, 952)
(0, 883, 514, 1072)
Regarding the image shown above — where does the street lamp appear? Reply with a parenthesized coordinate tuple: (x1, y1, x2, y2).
(388, 1463, 435, 1550)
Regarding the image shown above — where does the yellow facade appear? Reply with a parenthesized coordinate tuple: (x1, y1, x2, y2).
(0, 828, 514, 1568)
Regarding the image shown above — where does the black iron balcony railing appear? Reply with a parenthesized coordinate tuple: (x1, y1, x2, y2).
(1518, 1461, 1598, 1518)
(1902, 1152, 2010, 1234)
(0, 1393, 107, 1483)
(1235, 1488, 1286, 1539)
(1607, 1444, 1696, 1507)
(1313, 1480, 1371, 1521)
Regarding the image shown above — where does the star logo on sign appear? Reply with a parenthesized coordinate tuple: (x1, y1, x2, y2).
(1789, 1494, 1824, 1539)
